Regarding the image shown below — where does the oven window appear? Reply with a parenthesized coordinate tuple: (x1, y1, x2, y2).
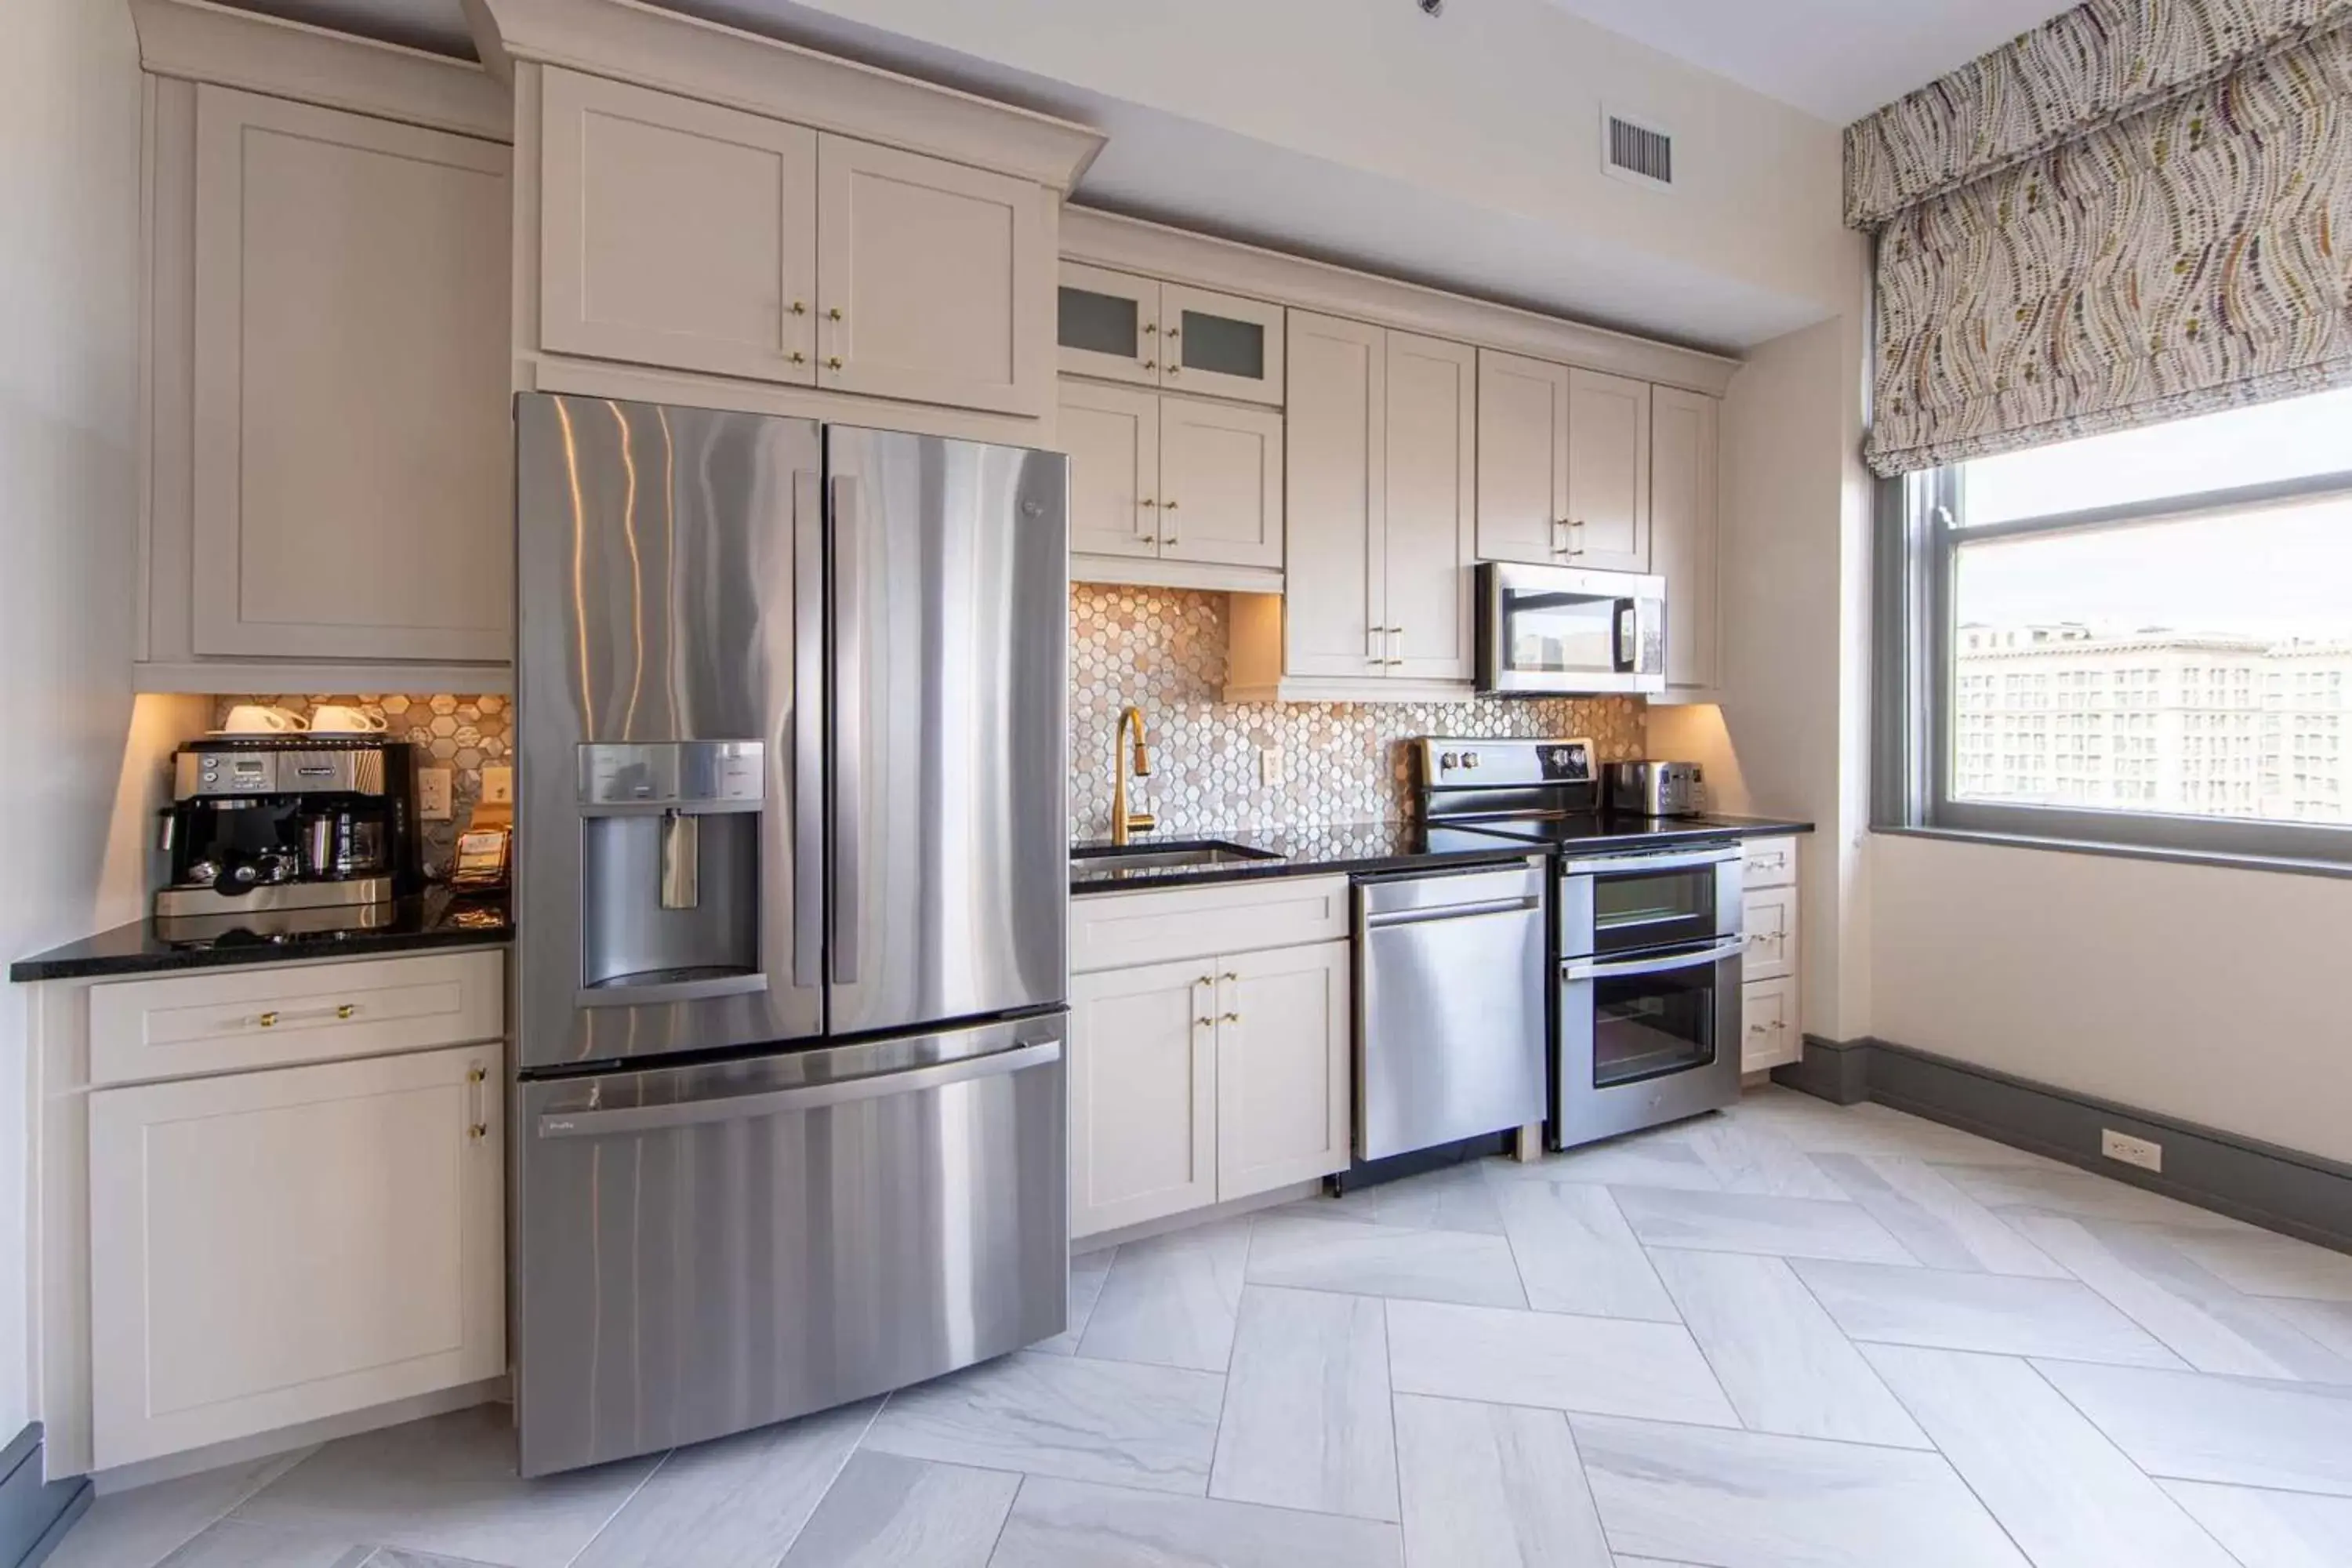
(1501, 587, 1618, 673)
(1592, 960, 1718, 1087)
(1593, 869, 1715, 933)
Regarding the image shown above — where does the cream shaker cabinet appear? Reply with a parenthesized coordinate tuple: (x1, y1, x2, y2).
(1069, 877, 1352, 1240)
(1564, 368, 1653, 571)
(1651, 386, 1722, 693)
(88, 1040, 506, 1469)
(1255, 313, 1472, 692)
(1056, 263, 1286, 406)
(1475, 350, 1572, 565)
(178, 85, 512, 664)
(1738, 837, 1802, 1073)
(1062, 382, 1282, 570)
(539, 68, 1052, 417)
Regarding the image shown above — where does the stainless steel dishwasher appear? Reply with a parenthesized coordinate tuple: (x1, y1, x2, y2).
(1355, 858, 1549, 1160)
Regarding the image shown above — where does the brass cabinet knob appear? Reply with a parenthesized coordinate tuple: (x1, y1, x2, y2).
(467, 1066, 487, 1084)
(1196, 975, 1214, 988)
(1221, 1011, 1241, 1023)
(826, 357, 844, 370)
(827, 307, 844, 321)
(1163, 500, 1179, 511)
(1166, 327, 1181, 339)
(789, 300, 807, 316)
(1221, 971, 1237, 982)
(1195, 1016, 1214, 1029)
(1144, 322, 1159, 335)
(1167, 365, 1181, 376)
(1143, 359, 1157, 371)
(1140, 498, 1159, 508)
(468, 1123, 488, 1141)
(257, 1011, 278, 1029)
(1142, 535, 1160, 544)
(336, 1004, 356, 1020)
(789, 351, 807, 365)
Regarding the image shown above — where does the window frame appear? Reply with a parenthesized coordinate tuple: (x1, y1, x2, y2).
(1873, 457, 2352, 872)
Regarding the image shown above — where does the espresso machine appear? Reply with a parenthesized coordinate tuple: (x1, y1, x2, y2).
(155, 737, 424, 935)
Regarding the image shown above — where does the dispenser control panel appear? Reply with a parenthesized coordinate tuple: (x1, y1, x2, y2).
(578, 741, 765, 808)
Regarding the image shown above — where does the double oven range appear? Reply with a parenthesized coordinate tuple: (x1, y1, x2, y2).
(1419, 738, 1745, 1148)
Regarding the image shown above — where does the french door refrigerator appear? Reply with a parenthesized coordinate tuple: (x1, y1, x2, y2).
(511, 394, 1069, 1476)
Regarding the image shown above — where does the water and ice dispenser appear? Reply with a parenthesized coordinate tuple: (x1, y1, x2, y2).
(575, 741, 767, 1005)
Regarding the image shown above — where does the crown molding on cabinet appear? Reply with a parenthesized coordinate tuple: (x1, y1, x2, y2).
(1063, 207, 1740, 398)
(132, 661, 514, 697)
(129, 0, 512, 142)
(459, 0, 1105, 191)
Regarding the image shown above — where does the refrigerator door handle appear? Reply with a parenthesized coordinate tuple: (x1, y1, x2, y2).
(831, 472, 864, 986)
(535, 1038, 1063, 1138)
(792, 468, 824, 989)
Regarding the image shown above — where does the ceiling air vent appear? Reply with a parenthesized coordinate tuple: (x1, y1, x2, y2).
(1601, 108, 1675, 192)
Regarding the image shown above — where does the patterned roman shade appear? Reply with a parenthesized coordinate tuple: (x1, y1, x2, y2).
(1849, 0, 2352, 477)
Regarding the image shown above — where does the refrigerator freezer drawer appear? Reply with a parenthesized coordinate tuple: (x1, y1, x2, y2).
(513, 1013, 1069, 1476)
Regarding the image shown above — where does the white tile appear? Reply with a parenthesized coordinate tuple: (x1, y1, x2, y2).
(46, 1448, 315, 1568)
(230, 1407, 657, 1568)
(1033, 1247, 1116, 1356)
(1244, 1214, 1527, 1308)
(2145, 1226, 2352, 1304)
(1272, 1161, 1506, 1235)
(989, 1476, 1403, 1568)
(775, 1452, 1017, 1568)
(1791, 1258, 2188, 1367)
(155, 1520, 372, 1568)
(1487, 1132, 1723, 1193)
(1572, 1414, 2028, 1568)
(1385, 1300, 1737, 1428)
(860, 1351, 1224, 1497)
(1675, 1116, 1846, 1199)
(1610, 1185, 1918, 1265)
(1491, 1180, 1675, 1321)
(1861, 1345, 2238, 1568)
(1811, 1153, 2068, 1276)
(1076, 1220, 1250, 1371)
(1392, 1395, 1612, 1568)
(2009, 1214, 2352, 1382)
(1210, 1286, 1398, 1522)
(1647, 1249, 1928, 1448)
(2034, 1359, 2352, 1495)
(1931, 1163, 2251, 1229)
(572, 1398, 877, 1567)
(364, 1553, 505, 1568)
(2264, 1296, 2352, 1363)
(2161, 1480, 2352, 1568)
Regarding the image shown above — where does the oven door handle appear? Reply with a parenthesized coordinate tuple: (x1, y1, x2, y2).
(1559, 843, 1741, 877)
(1564, 935, 1745, 982)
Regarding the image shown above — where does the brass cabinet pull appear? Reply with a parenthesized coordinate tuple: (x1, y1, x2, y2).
(257, 1011, 278, 1029)
(1140, 498, 1159, 507)
(336, 1004, 356, 1020)
(1166, 327, 1181, 339)
(1166, 365, 1181, 376)
(826, 307, 843, 321)
(790, 300, 807, 315)
(468, 1123, 488, 1141)
(1142, 535, 1160, 545)
(1163, 500, 1179, 511)
(1221, 1011, 1241, 1023)
(1221, 971, 1237, 982)
(789, 351, 807, 365)
(826, 357, 844, 370)
(1195, 1016, 1214, 1029)
(468, 1066, 487, 1084)
(1143, 359, 1157, 371)
(1195, 975, 1214, 988)
(1144, 322, 1158, 336)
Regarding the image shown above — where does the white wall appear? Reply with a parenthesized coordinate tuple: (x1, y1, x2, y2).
(702, 0, 1851, 343)
(1, 0, 147, 1437)
(1872, 835, 2352, 1165)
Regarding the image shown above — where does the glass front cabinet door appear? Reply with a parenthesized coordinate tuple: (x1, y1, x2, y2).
(1057, 263, 1285, 406)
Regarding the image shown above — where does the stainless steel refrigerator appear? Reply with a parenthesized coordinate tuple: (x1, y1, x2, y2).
(510, 394, 1069, 1477)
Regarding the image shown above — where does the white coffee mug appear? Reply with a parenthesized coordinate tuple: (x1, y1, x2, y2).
(221, 704, 307, 734)
(309, 703, 389, 735)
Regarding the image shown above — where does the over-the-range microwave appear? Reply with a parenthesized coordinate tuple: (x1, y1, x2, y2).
(1475, 562, 1667, 696)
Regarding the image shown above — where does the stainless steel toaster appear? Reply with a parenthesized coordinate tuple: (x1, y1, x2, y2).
(1607, 760, 1702, 818)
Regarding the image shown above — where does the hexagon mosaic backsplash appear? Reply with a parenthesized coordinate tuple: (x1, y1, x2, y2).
(212, 694, 508, 873)
(1069, 586, 1647, 840)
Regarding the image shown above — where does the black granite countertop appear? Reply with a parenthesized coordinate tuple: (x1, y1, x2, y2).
(1071, 815, 1813, 894)
(9, 888, 514, 982)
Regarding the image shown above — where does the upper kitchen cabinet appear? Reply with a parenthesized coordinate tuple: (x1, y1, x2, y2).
(1056, 263, 1285, 406)
(1565, 369, 1653, 572)
(1062, 381, 1283, 584)
(538, 70, 818, 385)
(537, 70, 1051, 416)
(1650, 387, 1722, 695)
(1228, 312, 1473, 699)
(139, 61, 515, 684)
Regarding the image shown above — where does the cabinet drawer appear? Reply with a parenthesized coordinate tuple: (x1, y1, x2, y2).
(1740, 976, 1798, 1073)
(1071, 876, 1348, 973)
(1739, 887, 1797, 982)
(1741, 836, 1798, 888)
(90, 949, 506, 1086)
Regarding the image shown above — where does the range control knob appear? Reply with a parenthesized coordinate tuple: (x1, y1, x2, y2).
(1462, 753, 1480, 771)
(1439, 752, 1460, 771)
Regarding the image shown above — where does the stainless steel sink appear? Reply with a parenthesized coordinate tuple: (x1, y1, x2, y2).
(1072, 839, 1286, 873)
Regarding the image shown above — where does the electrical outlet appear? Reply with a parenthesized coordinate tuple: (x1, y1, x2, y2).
(2101, 1128, 2163, 1174)
(419, 767, 454, 821)
(1259, 742, 1283, 787)
(481, 764, 514, 806)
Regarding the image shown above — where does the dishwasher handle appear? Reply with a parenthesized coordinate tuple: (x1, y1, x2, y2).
(1362, 895, 1541, 931)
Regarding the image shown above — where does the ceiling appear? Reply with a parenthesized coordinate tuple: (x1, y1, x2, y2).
(1537, 0, 2082, 123)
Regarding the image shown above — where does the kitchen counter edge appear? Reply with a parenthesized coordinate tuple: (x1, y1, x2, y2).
(9, 894, 514, 983)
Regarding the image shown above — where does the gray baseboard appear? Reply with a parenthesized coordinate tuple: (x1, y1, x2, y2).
(1774, 1036, 2352, 1254)
(0, 1425, 90, 1568)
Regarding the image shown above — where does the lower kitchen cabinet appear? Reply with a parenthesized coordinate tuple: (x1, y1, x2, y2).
(87, 1040, 505, 1469)
(1738, 835, 1802, 1073)
(1069, 877, 1354, 1240)
(1740, 974, 1798, 1073)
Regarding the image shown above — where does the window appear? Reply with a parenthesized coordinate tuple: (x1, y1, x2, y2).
(1875, 386, 2352, 864)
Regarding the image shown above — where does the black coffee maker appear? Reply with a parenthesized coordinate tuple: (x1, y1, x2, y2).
(155, 738, 424, 934)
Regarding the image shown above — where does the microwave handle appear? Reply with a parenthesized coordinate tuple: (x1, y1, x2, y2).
(1613, 600, 1636, 671)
